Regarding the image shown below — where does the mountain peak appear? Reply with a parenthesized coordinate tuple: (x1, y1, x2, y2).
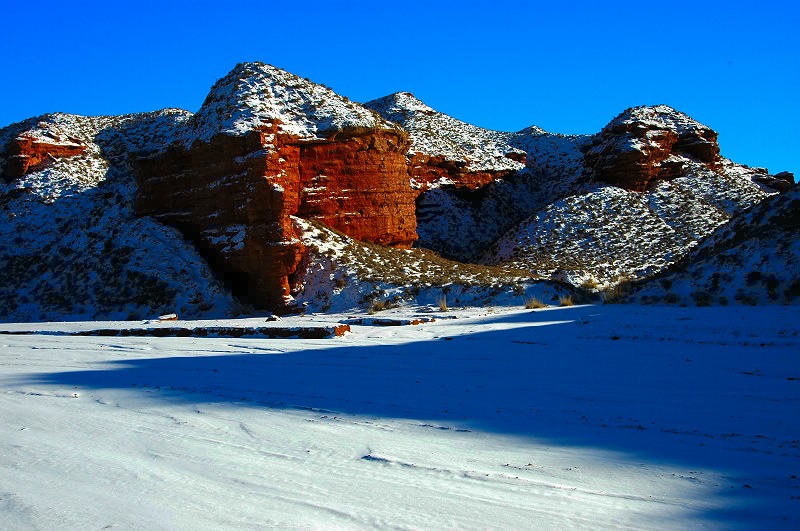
(178, 62, 395, 147)
(364, 91, 437, 119)
(607, 104, 714, 137)
(364, 92, 526, 176)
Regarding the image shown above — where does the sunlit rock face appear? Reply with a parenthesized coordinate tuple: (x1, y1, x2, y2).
(135, 62, 416, 311)
(4, 134, 87, 179)
(583, 105, 722, 192)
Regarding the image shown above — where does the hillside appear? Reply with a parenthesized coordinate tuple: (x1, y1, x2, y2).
(0, 111, 237, 322)
(629, 184, 800, 306)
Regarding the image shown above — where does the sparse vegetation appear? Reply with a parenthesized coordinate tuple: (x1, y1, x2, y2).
(437, 295, 448, 312)
(693, 291, 713, 307)
(524, 296, 547, 309)
(558, 295, 574, 307)
(602, 282, 633, 304)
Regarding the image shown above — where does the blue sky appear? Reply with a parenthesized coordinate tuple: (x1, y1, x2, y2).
(2, 0, 797, 176)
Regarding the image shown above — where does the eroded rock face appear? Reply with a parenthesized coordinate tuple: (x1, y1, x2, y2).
(136, 124, 305, 309)
(584, 105, 722, 192)
(298, 130, 416, 246)
(5, 134, 87, 179)
(137, 126, 416, 310)
(409, 153, 521, 191)
(135, 63, 421, 311)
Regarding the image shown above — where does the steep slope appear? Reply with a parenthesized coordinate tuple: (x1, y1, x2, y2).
(0, 111, 236, 322)
(136, 62, 416, 311)
(630, 184, 800, 305)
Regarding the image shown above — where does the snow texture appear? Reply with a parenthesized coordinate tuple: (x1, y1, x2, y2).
(365, 91, 526, 175)
(634, 184, 800, 306)
(480, 158, 775, 286)
(0, 304, 797, 529)
(177, 62, 401, 148)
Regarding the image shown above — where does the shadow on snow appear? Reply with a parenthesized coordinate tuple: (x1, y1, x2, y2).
(21, 306, 800, 527)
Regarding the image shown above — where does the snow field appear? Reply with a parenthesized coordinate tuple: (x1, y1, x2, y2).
(1, 304, 798, 529)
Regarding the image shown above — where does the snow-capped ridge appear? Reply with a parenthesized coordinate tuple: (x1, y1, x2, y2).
(363, 91, 437, 118)
(604, 104, 715, 137)
(177, 62, 399, 147)
(364, 91, 526, 173)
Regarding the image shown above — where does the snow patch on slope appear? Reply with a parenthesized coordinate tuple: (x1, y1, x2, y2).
(179, 62, 398, 147)
(365, 92, 526, 174)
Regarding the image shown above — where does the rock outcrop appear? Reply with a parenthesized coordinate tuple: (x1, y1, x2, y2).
(4, 134, 86, 179)
(364, 92, 525, 192)
(135, 63, 416, 311)
(583, 105, 722, 192)
(298, 130, 416, 246)
(754, 170, 795, 193)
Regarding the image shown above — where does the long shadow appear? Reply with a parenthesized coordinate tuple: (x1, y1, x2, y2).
(19, 307, 800, 527)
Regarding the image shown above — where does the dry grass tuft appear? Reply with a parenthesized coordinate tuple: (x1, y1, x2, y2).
(437, 295, 448, 312)
(524, 296, 547, 309)
(558, 295, 574, 307)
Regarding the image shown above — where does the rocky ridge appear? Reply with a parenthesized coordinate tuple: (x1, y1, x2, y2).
(583, 105, 722, 192)
(364, 92, 527, 191)
(1, 62, 796, 320)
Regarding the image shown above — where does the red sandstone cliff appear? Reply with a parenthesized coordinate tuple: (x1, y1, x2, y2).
(135, 63, 416, 311)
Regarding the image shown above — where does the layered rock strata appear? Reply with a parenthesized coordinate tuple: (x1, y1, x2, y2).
(583, 105, 722, 192)
(4, 134, 86, 179)
(135, 63, 416, 311)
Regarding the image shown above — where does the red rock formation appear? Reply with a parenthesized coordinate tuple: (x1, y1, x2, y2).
(409, 153, 521, 192)
(5, 135, 86, 178)
(583, 106, 722, 192)
(298, 130, 417, 246)
(136, 124, 305, 310)
(135, 125, 416, 311)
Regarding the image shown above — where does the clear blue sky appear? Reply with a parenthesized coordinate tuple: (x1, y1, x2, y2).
(2, 0, 797, 177)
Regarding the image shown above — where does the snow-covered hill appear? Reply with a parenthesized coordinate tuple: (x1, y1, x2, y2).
(630, 184, 800, 305)
(1, 64, 795, 322)
(0, 111, 236, 322)
(480, 159, 775, 286)
(365, 91, 526, 178)
(368, 96, 783, 283)
(178, 62, 401, 147)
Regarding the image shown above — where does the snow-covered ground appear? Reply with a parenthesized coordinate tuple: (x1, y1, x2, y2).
(1, 304, 797, 529)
